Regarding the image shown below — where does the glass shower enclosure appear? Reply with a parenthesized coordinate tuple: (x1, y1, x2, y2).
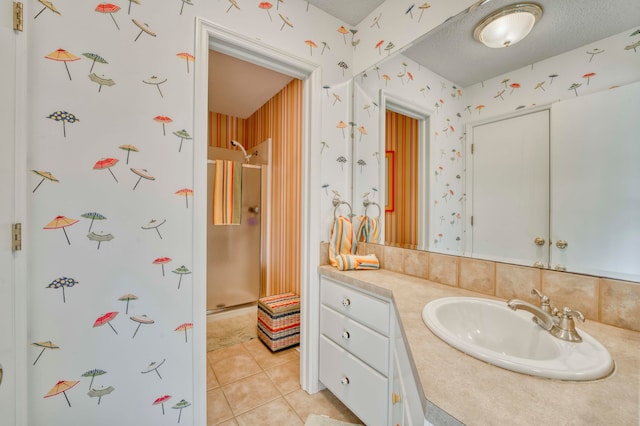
(206, 163, 262, 313)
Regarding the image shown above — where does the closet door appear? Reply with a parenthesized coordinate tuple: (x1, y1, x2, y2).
(470, 110, 550, 267)
(550, 82, 640, 281)
(0, 9, 27, 424)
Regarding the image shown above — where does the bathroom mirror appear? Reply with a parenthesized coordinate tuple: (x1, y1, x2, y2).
(349, 0, 640, 281)
(352, 84, 431, 250)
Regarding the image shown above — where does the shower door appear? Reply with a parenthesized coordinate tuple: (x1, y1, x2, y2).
(207, 165, 261, 311)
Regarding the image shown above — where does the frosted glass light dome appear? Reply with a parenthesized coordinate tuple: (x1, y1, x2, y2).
(474, 3, 543, 48)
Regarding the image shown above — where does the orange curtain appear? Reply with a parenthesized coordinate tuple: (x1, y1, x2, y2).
(385, 110, 418, 249)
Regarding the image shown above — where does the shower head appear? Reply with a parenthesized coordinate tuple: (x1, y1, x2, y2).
(230, 140, 252, 163)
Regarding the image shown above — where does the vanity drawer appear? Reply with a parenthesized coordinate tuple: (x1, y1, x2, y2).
(320, 304, 389, 375)
(320, 277, 390, 336)
(319, 335, 388, 426)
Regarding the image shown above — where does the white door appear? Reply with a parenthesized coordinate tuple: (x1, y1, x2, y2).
(0, 5, 26, 425)
(470, 110, 550, 267)
(550, 82, 640, 281)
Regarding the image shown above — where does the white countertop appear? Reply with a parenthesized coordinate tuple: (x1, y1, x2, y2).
(319, 266, 640, 425)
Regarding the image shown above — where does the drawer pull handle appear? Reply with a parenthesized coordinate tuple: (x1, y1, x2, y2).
(342, 330, 350, 340)
(341, 377, 350, 386)
(392, 392, 402, 404)
(341, 298, 351, 307)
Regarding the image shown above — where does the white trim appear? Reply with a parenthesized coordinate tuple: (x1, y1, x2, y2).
(300, 67, 323, 394)
(193, 18, 321, 424)
(465, 103, 553, 128)
(463, 121, 474, 256)
(14, 12, 29, 426)
(192, 20, 210, 426)
(379, 90, 433, 250)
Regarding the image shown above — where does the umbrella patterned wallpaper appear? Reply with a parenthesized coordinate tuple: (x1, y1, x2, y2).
(26, 0, 476, 424)
(24, 0, 638, 422)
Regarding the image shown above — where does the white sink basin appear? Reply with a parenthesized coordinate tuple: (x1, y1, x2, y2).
(422, 297, 614, 381)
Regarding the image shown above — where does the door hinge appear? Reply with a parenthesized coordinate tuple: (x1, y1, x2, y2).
(13, 2, 24, 32)
(12, 223, 22, 251)
(470, 216, 474, 226)
(471, 143, 474, 154)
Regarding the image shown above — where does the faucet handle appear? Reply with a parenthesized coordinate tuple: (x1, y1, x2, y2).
(550, 307, 585, 343)
(530, 288, 551, 313)
(561, 307, 585, 322)
(531, 288, 548, 301)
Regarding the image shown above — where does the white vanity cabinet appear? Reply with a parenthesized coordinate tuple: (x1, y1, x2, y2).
(319, 275, 424, 426)
(391, 320, 424, 426)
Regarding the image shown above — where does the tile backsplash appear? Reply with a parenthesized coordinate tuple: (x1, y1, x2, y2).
(320, 242, 640, 332)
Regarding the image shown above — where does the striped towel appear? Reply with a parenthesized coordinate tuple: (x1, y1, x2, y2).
(356, 215, 381, 243)
(329, 216, 356, 267)
(335, 254, 380, 271)
(212, 160, 242, 225)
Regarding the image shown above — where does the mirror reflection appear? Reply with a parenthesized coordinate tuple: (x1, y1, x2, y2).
(350, 0, 640, 281)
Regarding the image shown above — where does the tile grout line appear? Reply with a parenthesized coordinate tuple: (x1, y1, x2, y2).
(211, 341, 305, 425)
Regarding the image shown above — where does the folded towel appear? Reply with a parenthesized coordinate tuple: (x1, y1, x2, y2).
(212, 160, 242, 225)
(356, 215, 381, 243)
(329, 216, 356, 267)
(335, 254, 380, 271)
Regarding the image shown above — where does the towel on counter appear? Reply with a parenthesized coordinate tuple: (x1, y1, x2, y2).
(356, 215, 381, 243)
(212, 159, 242, 225)
(329, 216, 356, 267)
(335, 254, 380, 271)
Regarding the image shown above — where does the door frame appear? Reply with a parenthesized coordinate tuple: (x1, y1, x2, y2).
(379, 90, 432, 250)
(193, 18, 322, 424)
(1, 3, 29, 423)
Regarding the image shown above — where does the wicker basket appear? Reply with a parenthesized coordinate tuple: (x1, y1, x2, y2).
(257, 293, 300, 351)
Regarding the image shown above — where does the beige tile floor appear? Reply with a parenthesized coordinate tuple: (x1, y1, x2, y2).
(207, 338, 363, 425)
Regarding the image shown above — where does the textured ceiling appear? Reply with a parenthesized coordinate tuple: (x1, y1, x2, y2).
(402, 0, 640, 87)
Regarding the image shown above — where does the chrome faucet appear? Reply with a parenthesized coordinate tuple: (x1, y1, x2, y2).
(507, 289, 585, 343)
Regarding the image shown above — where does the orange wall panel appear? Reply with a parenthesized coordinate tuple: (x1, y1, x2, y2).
(385, 110, 418, 248)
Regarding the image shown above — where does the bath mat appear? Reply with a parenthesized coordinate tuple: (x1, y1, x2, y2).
(304, 414, 360, 426)
(207, 308, 257, 352)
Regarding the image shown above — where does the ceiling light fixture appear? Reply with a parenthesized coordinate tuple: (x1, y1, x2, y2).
(473, 3, 542, 48)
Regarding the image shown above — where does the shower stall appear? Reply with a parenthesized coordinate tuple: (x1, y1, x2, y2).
(207, 159, 263, 313)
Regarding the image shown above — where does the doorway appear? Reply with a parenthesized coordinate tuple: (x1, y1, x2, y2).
(193, 18, 322, 424)
(380, 91, 431, 251)
(384, 110, 419, 249)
